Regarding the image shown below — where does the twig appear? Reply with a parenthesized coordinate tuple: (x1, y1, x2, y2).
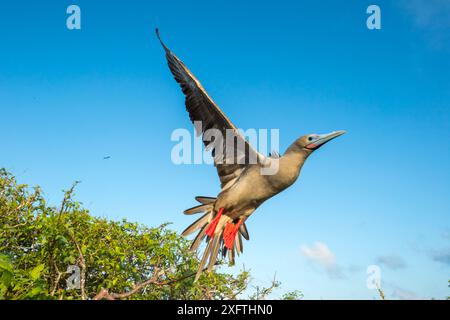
(376, 284, 385, 300)
(50, 261, 62, 296)
(93, 267, 207, 300)
(66, 231, 87, 300)
(94, 267, 163, 300)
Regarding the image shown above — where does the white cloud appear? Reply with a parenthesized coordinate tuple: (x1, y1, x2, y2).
(442, 230, 450, 241)
(382, 281, 426, 300)
(300, 242, 345, 279)
(301, 242, 335, 268)
(376, 254, 407, 270)
(391, 286, 422, 300)
(430, 247, 450, 266)
(409, 238, 450, 266)
(398, 0, 450, 50)
(400, 0, 450, 29)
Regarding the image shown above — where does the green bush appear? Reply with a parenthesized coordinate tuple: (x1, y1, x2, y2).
(0, 168, 265, 300)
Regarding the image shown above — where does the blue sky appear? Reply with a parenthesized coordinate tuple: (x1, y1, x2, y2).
(1, 1, 449, 299)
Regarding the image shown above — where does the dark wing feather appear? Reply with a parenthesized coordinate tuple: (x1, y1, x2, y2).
(156, 29, 264, 190)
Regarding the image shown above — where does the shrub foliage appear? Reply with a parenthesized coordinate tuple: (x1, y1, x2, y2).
(0, 169, 259, 300)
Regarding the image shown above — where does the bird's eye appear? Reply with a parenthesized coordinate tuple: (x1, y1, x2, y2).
(308, 136, 313, 141)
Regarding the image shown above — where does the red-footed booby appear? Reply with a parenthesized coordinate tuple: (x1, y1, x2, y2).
(156, 29, 346, 281)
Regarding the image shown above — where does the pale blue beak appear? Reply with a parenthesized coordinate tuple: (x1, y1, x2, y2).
(306, 130, 346, 150)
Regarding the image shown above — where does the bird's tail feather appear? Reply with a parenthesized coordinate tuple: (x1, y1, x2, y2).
(183, 204, 212, 215)
(182, 196, 249, 282)
(181, 211, 211, 236)
(194, 215, 228, 281)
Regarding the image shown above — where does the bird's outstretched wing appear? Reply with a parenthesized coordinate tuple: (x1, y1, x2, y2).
(156, 29, 265, 190)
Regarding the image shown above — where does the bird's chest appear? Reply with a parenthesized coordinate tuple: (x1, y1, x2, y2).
(217, 175, 268, 211)
(216, 162, 301, 213)
(267, 163, 301, 192)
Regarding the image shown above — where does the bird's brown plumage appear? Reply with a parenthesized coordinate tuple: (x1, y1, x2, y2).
(156, 29, 345, 281)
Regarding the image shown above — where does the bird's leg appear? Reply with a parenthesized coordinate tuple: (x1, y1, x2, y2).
(223, 219, 243, 249)
(205, 208, 224, 237)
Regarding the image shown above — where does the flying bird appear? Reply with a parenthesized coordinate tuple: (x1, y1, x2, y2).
(156, 29, 346, 281)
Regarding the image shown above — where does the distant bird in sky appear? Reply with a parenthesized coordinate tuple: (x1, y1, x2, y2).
(156, 29, 346, 281)
(103, 156, 111, 160)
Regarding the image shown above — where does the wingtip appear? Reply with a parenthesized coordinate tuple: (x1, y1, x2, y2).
(155, 28, 169, 52)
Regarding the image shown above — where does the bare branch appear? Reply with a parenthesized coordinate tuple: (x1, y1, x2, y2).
(93, 268, 207, 300)
(50, 261, 62, 296)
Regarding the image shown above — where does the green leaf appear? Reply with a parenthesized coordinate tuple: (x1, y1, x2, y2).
(28, 286, 43, 297)
(29, 264, 45, 280)
(1, 270, 13, 287)
(0, 255, 13, 272)
(56, 235, 68, 245)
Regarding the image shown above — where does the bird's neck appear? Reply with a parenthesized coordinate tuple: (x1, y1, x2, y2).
(282, 148, 309, 171)
(273, 146, 310, 188)
(284, 142, 311, 163)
